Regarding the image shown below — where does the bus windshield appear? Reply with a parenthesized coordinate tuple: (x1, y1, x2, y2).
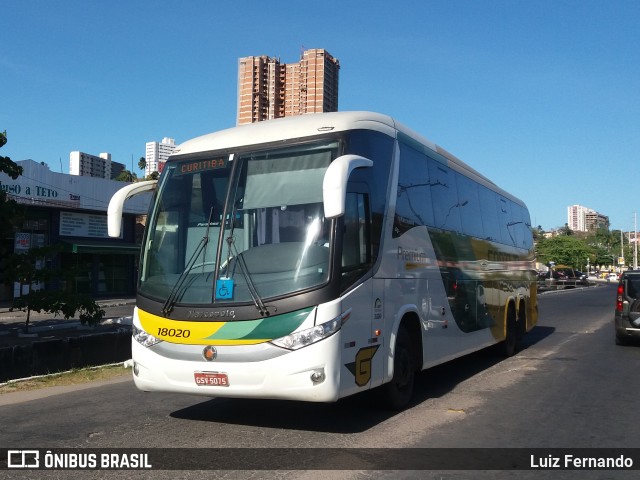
(139, 141, 338, 309)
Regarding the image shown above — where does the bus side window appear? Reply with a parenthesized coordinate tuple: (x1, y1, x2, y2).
(429, 161, 461, 232)
(479, 186, 501, 242)
(456, 172, 484, 239)
(497, 197, 514, 246)
(394, 142, 434, 236)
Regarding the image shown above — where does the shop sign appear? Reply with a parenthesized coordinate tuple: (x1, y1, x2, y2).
(14, 233, 31, 252)
(59, 211, 119, 238)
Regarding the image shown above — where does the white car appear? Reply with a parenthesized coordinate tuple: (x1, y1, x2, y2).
(607, 273, 619, 282)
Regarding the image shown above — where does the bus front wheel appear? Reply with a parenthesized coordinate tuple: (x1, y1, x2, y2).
(380, 326, 415, 410)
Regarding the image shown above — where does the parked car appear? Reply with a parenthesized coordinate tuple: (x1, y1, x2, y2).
(554, 268, 589, 284)
(614, 270, 640, 345)
(574, 270, 587, 281)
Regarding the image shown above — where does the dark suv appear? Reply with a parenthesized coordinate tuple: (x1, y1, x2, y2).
(615, 271, 640, 345)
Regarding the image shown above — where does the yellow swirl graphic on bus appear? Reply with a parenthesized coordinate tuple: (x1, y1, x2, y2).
(345, 345, 380, 387)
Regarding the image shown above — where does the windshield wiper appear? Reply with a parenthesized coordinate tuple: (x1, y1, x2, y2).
(162, 207, 214, 316)
(226, 235, 271, 317)
(211, 157, 272, 317)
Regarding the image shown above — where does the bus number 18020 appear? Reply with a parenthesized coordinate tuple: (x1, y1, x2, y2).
(157, 328, 191, 338)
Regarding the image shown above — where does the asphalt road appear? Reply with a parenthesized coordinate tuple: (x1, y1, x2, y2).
(1, 284, 638, 480)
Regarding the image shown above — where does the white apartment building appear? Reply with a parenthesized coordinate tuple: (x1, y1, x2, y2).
(145, 137, 177, 177)
(567, 205, 588, 231)
(69, 151, 124, 179)
(567, 204, 609, 232)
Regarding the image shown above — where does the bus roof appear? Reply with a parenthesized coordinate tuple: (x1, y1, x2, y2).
(171, 111, 525, 207)
(173, 111, 398, 155)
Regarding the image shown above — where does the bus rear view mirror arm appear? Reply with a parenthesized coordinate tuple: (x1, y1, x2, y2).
(323, 155, 373, 218)
(107, 180, 157, 237)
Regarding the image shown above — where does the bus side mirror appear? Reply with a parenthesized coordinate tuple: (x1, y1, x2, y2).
(323, 155, 373, 218)
(107, 180, 157, 237)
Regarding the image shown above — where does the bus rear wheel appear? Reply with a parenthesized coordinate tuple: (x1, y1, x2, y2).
(502, 306, 517, 357)
(380, 326, 415, 410)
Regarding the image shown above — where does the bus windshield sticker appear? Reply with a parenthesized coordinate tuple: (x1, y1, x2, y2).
(216, 277, 234, 300)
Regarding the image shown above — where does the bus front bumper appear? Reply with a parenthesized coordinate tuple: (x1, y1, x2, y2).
(130, 334, 342, 403)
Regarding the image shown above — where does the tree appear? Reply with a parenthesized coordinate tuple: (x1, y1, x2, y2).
(532, 225, 545, 242)
(0, 131, 23, 179)
(138, 156, 146, 172)
(115, 169, 137, 182)
(585, 227, 622, 267)
(536, 235, 594, 268)
(558, 224, 574, 236)
(0, 131, 104, 331)
(6, 244, 105, 331)
(0, 130, 25, 245)
(0, 131, 26, 299)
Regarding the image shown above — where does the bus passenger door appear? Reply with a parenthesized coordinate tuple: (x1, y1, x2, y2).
(338, 188, 384, 396)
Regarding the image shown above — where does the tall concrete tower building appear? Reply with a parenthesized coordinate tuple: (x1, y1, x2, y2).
(237, 48, 340, 125)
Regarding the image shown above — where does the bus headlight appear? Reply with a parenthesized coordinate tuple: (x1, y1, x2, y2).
(270, 312, 346, 350)
(132, 324, 162, 348)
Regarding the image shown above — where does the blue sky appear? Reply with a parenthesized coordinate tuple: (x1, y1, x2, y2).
(2, 0, 639, 232)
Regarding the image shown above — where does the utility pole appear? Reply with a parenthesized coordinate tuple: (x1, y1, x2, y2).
(621, 229, 625, 271)
(635, 212, 638, 270)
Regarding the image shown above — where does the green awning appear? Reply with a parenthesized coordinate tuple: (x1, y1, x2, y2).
(61, 239, 141, 255)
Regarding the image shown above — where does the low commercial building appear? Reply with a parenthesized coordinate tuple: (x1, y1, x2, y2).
(0, 160, 151, 301)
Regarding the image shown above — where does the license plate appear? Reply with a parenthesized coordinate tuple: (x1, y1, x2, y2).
(194, 372, 229, 387)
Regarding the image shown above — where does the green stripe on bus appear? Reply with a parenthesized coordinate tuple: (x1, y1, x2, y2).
(205, 307, 313, 341)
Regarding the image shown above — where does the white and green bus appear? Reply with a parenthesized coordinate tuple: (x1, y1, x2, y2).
(109, 111, 537, 409)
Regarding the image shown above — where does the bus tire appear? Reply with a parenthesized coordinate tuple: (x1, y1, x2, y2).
(380, 326, 415, 410)
(516, 301, 527, 349)
(502, 305, 517, 357)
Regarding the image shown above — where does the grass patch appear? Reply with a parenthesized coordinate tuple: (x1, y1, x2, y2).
(0, 364, 131, 395)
